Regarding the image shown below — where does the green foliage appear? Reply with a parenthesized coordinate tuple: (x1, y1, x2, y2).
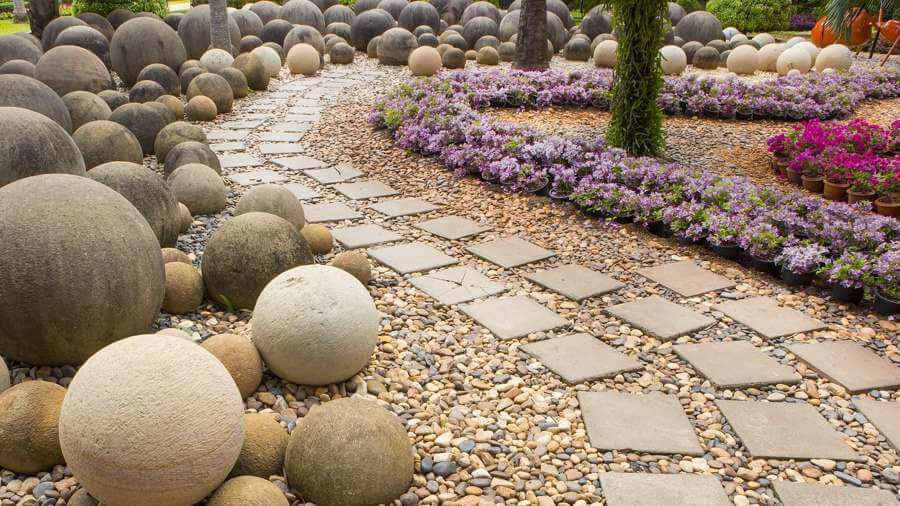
(826, 0, 899, 40)
(191, 0, 252, 8)
(676, 0, 702, 12)
(707, 0, 792, 32)
(72, 0, 168, 17)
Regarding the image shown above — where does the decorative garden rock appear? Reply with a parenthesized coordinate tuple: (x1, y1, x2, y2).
(793, 40, 820, 63)
(325, 22, 353, 43)
(232, 9, 264, 37)
(579, 6, 612, 40)
(129, 80, 167, 103)
(54, 26, 110, 68)
(251, 46, 282, 76)
(0, 107, 84, 186)
(178, 203, 192, 232)
(681, 40, 703, 63)
(0, 75, 73, 131)
(107, 8, 136, 28)
(154, 121, 208, 163)
(0, 35, 43, 67)
(399, 1, 440, 32)
(251, 1, 284, 24)
(776, 45, 811, 75)
(593, 39, 617, 68)
(330, 42, 355, 63)
(0, 381, 66, 473)
(164, 13, 183, 31)
(41, 16, 87, 50)
(325, 4, 356, 25)
(241, 35, 264, 53)
(815, 43, 852, 72)
(287, 43, 321, 75)
(284, 25, 326, 54)
(72, 120, 142, 169)
(164, 140, 221, 176)
(109, 102, 167, 154)
(208, 476, 288, 506)
(408, 46, 441, 75)
(187, 72, 234, 114)
(545, 11, 568, 52)
(200, 48, 234, 73)
(752, 32, 775, 47)
(282, 0, 326, 32)
(441, 46, 466, 68)
(352, 9, 397, 51)
(262, 42, 286, 63)
(476, 45, 498, 64)
(229, 413, 288, 478)
(674, 11, 723, 45)
(111, 18, 187, 87)
(564, 37, 591, 61)
(162, 247, 191, 264)
(460, 0, 500, 25)
(161, 261, 203, 314)
(659, 44, 687, 75)
(233, 53, 270, 91)
(201, 334, 263, 399)
(757, 42, 784, 72)
(137, 63, 181, 97)
(378, 27, 419, 65)
(216, 67, 250, 99)
(377, 0, 409, 20)
(0, 59, 35, 77)
(157, 94, 184, 119)
(167, 163, 226, 215)
(235, 184, 305, 229)
(498, 41, 515, 61)
(178, 5, 241, 59)
(35, 45, 111, 96)
(692, 46, 720, 69)
(329, 251, 372, 284)
(474, 34, 499, 50)
(462, 16, 498, 48)
(301, 223, 333, 254)
(77, 12, 115, 40)
(0, 355, 8, 393)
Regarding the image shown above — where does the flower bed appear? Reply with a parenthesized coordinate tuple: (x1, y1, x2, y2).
(370, 69, 900, 311)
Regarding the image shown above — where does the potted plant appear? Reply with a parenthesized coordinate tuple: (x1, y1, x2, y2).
(741, 222, 784, 275)
(822, 163, 850, 202)
(875, 171, 899, 218)
(801, 163, 825, 194)
(635, 192, 668, 236)
(662, 202, 708, 246)
(819, 251, 871, 304)
(706, 211, 743, 260)
(869, 244, 899, 315)
(775, 243, 828, 286)
(847, 169, 878, 206)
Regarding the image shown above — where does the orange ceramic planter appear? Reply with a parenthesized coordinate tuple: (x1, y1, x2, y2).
(812, 12, 874, 47)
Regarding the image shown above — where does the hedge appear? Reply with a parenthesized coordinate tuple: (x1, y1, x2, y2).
(72, 0, 167, 17)
(707, 0, 792, 32)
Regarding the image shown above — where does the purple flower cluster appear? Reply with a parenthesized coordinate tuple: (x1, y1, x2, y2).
(790, 12, 818, 31)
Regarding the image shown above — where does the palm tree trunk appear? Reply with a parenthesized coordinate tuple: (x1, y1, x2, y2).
(26, 0, 56, 38)
(512, 0, 549, 70)
(12, 0, 28, 23)
(208, 0, 232, 53)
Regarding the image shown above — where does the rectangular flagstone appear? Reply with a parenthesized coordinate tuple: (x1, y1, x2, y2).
(370, 198, 439, 218)
(773, 481, 898, 506)
(415, 216, 491, 240)
(220, 119, 265, 129)
(273, 155, 327, 171)
(525, 264, 623, 301)
(270, 122, 312, 133)
(258, 132, 304, 142)
(210, 141, 246, 151)
(466, 236, 555, 269)
(605, 296, 715, 340)
(285, 114, 322, 123)
(409, 266, 506, 305)
(304, 165, 363, 184)
(638, 260, 735, 297)
(787, 341, 900, 393)
(854, 399, 900, 452)
(279, 182, 319, 201)
(578, 391, 704, 456)
(331, 224, 404, 249)
(227, 169, 286, 186)
(368, 242, 457, 274)
(302, 202, 363, 223)
(334, 180, 399, 200)
(460, 296, 568, 339)
(714, 297, 825, 339)
(288, 106, 324, 115)
(674, 341, 800, 388)
(521, 333, 642, 384)
(259, 143, 304, 155)
(600, 474, 730, 506)
(219, 154, 264, 169)
(207, 130, 249, 141)
(716, 400, 863, 461)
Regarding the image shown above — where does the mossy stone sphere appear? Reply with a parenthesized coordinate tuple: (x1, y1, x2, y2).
(162, 261, 204, 314)
(233, 52, 270, 91)
(287, 43, 321, 75)
(284, 397, 413, 505)
(408, 45, 441, 75)
(137, 63, 181, 96)
(187, 72, 234, 114)
(216, 67, 250, 99)
(154, 121, 207, 162)
(474, 34, 499, 50)
(692, 46, 720, 70)
(329, 250, 372, 284)
(98, 89, 129, 110)
(235, 184, 306, 230)
(0, 107, 85, 187)
(0, 175, 164, 364)
(167, 163, 226, 215)
(465, 49, 477, 59)
(461, 1, 500, 24)
(230, 413, 288, 478)
(156, 94, 184, 119)
(62, 91, 111, 131)
(145, 100, 176, 125)
(164, 140, 221, 176)
(0, 59, 35, 77)
(201, 334, 263, 399)
(301, 223, 333, 254)
(129, 79, 167, 103)
(109, 102, 167, 154)
(441, 46, 465, 68)
(35, 45, 112, 96)
(330, 41, 355, 64)
(186, 95, 218, 121)
(208, 476, 289, 506)
(162, 247, 192, 264)
(498, 41, 515, 61)
(399, 0, 439, 32)
(0, 381, 66, 473)
(110, 18, 187, 86)
(58, 334, 244, 506)
(0, 74, 73, 132)
(72, 120, 143, 169)
(475, 45, 498, 64)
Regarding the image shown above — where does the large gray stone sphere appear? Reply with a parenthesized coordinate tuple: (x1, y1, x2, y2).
(0, 75, 72, 132)
(580, 6, 612, 40)
(58, 334, 244, 505)
(474, 34, 499, 50)
(330, 41, 355, 63)
(216, 67, 250, 99)
(0, 175, 164, 365)
(378, 0, 409, 20)
(187, 72, 234, 114)
(109, 102, 168, 155)
(55, 26, 110, 69)
(180, 66, 205, 95)
(87, 161, 181, 247)
(251, 0, 283, 24)
(235, 184, 305, 229)
(692, 46, 720, 69)
(164, 13, 183, 31)
(77, 12, 115, 40)
(62, 91, 111, 131)
(367, 35, 381, 57)
(564, 37, 591, 61)
(675, 11, 723, 45)
(498, 9, 519, 41)
(0, 107, 84, 187)
(351, 8, 394, 50)
(110, 18, 186, 87)
(154, 121, 207, 162)
(260, 19, 294, 45)
(668, 1, 686, 25)
(282, 0, 326, 31)
(167, 163, 226, 215)
(129, 80, 167, 103)
(0, 35, 43, 67)
(399, 1, 440, 32)
(232, 9, 264, 37)
(178, 5, 241, 58)
(252, 265, 377, 385)
(462, 16, 498, 48)
(325, 4, 356, 25)
(240, 34, 264, 53)
(355, 0, 381, 13)
(35, 46, 111, 96)
(311, 0, 339, 13)
(707, 39, 728, 53)
(72, 120, 143, 170)
(164, 140, 221, 176)
(545, 11, 567, 52)
(0, 59, 35, 77)
(283, 397, 413, 505)
(476, 45, 498, 64)
(284, 25, 326, 54)
(137, 63, 181, 97)
(442, 46, 465, 68)
(326, 22, 353, 43)
(233, 52, 270, 91)
(377, 27, 418, 64)
(202, 212, 314, 310)
(106, 8, 136, 29)
(42, 16, 87, 50)
(460, 0, 500, 25)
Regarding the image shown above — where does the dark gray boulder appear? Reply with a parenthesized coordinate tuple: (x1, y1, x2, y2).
(351, 8, 394, 51)
(109, 102, 168, 155)
(72, 119, 143, 169)
(35, 45, 112, 96)
(0, 74, 72, 131)
(178, 5, 241, 58)
(260, 19, 294, 45)
(111, 18, 187, 86)
(62, 90, 110, 131)
(137, 63, 181, 97)
(54, 26, 111, 68)
(0, 107, 85, 187)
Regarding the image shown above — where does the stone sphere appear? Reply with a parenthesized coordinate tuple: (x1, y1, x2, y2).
(731, 38, 759, 50)
(252, 265, 377, 384)
(72, 120, 143, 169)
(794, 41, 819, 63)
(777, 45, 812, 75)
(55, 26, 110, 69)
(301, 223, 333, 254)
(186, 95, 218, 121)
(209, 476, 289, 506)
(232, 9, 265, 37)
(722, 26, 740, 40)
(35, 45, 111, 96)
(475, 45, 498, 64)
(284, 25, 326, 54)
(129, 79, 167, 103)
(0, 34, 43, 67)
(284, 397, 413, 505)
(42, 16, 88, 50)
(203, 212, 314, 310)
(167, 163, 226, 214)
(593, 39, 617, 68)
(233, 53, 270, 90)
(0, 59, 35, 77)
(326, 22, 353, 43)
(752, 33, 775, 47)
(496, 41, 514, 61)
(282, 0, 326, 32)
(241, 34, 264, 53)
(815, 43, 852, 72)
(200, 48, 235, 73)
(786, 36, 805, 48)
(418, 32, 439, 47)
(707, 39, 727, 52)
(681, 40, 702, 62)
(162, 261, 204, 314)
(179, 202, 193, 231)
(0, 381, 66, 473)
(137, 63, 181, 97)
(0, 175, 164, 364)
(545, 11, 568, 52)
(564, 37, 591, 61)
(378, 27, 419, 65)
(692, 46, 720, 69)
(230, 413, 288, 478)
(408, 45, 441, 75)
(330, 42, 355, 63)
(351, 8, 395, 51)
(181, 66, 205, 94)
(262, 42, 286, 62)
(474, 34, 499, 50)
(155, 121, 208, 162)
(462, 16, 498, 48)
(325, 4, 356, 25)
(162, 247, 192, 264)
(580, 6, 612, 40)
(329, 251, 372, 284)
(378, 0, 409, 20)
(88, 161, 181, 247)
(163, 13, 183, 31)
(659, 45, 687, 75)
(287, 43, 321, 75)
(111, 18, 187, 87)
(201, 334, 263, 399)
(0, 356, 7, 394)
(726, 45, 759, 74)
(59, 334, 244, 505)
(216, 67, 250, 99)
(235, 184, 305, 229)
(107, 8, 136, 28)
(0, 107, 85, 187)
(460, 0, 499, 25)
(547, 0, 571, 28)
(109, 102, 167, 154)
(442, 46, 466, 68)
(443, 32, 467, 50)
(164, 140, 221, 176)
(668, 1, 686, 24)
(156, 94, 184, 119)
(399, 1, 440, 32)
(367, 35, 381, 57)
(674, 11, 722, 45)
(260, 19, 294, 45)
(753, 42, 783, 72)
(178, 5, 241, 58)
(0, 74, 73, 131)
(251, 1, 283, 24)
(188, 72, 234, 113)
(251, 45, 282, 76)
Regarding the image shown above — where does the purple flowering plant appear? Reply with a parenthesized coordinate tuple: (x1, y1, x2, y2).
(819, 251, 873, 289)
(776, 243, 830, 275)
(870, 243, 900, 299)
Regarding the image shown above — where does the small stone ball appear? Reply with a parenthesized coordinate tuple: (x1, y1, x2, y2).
(263, 40, 286, 62)
(593, 39, 617, 68)
(325, 4, 356, 25)
(186, 95, 218, 121)
(476, 45, 498, 65)
(35, 45, 112, 96)
(474, 34, 499, 50)
(285, 25, 326, 55)
(465, 49, 477, 59)
(564, 37, 591, 61)
(201, 334, 263, 399)
(325, 36, 348, 53)
(287, 43, 321, 75)
(498, 41, 515, 61)
(144, 100, 176, 124)
(659, 44, 686, 75)
(301, 223, 333, 254)
(793, 41, 820, 63)
(776, 45, 811, 75)
(241, 35, 264, 53)
(378, 27, 419, 65)
(216, 67, 250, 99)
(208, 476, 289, 506)
(167, 163, 226, 215)
(164, 140, 221, 176)
(815, 43, 852, 73)
(756, 42, 784, 72)
(98, 89, 128, 110)
(72, 120, 142, 170)
(719, 49, 730, 67)
(442, 47, 466, 68)
(283, 397, 413, 504)
(707, 39, 727, 53)
(179, 59, 204, 74)
(0, 381, 66, 473)
(692, 46, 720, 70)
(251, 46, 281, 76)
(129, 79, 167, 103)
(232, 8, 264, 37)
(162, 261, 204, 314)
(230, 413, 288, 478)
(418, 33, 439, 46)
(235, 184, 305, 229)
(162, 247, 192, 264)
(0, 107, 85, 187)
(58, 334, 244, 506)
(251, 1, 283, 24)
(109, 102, 168, 154)
(0, 34, 43, 66)
(367, 36, 381, 57)
(154, 121, 207, 162)
(233, 53, 270, 91)
(408, 46, 441, 76)
(156, 94, 184, 119)
(187, 72, 234, 114)
(62, 90, 111, 131)
(178, 202, 193, 231)
(681, 40, 703, 62)
(329, 251, 372, 284)
(752, 33, 774, 47)
(0, 59, 35, 77)
(330, 42, 355, 64)
(200, 48, 235, 73)
(0, 355, 8, 393)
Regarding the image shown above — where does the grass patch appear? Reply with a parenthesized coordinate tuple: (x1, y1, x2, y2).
(0, 18, 28, 34)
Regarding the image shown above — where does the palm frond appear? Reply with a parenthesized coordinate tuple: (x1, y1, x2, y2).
(825, 0, 899, 41)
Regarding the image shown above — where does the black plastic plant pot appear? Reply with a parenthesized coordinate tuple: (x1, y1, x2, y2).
(780, 267, 812, 287)
(709, 243, 740, 260)
(676, 235, 702, 247)
(873, 290, 900, 315)
(831, 284, 864, 305)
(647, 221, 670, 237)
(749, 255, 779, 275)
(613, 214, 634, 224)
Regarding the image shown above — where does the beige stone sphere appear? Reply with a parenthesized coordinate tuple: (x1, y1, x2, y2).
(185, 95, 218, 121)
(201, 333, 263, 399)
(0, 380, 66, 473)
(200, 48, 235, 73)
(208, 476, 289, 506)
(757, 42, 784, 72)
(301, 223, 333, 254)
(162, 261, 204, 314)
(230, 413, 288, 478)
(814, 43, 852, 73)
(776, 46, 812, 75)
(726, 44, 759, 74)
(659, 45, 686, 75)
(793, 41, 820, 63)
(408, 46, 441, 76)
(251, 46, 282, 76)
(287, 43, 320, 76)
(592, 39, 617, 68)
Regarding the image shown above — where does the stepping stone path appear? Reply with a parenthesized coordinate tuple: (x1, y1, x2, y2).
(302, 202, 363, 223)
(521, 333, 642, 384)
(466, 236, 555, 268)
(280, 182, 319, 200)
(714, 296, 825, 338)
(220, 154, 264, 169)
(415, 216, 491, 240)
(674, 340, 800, 388)
(525, 264, 623, 301)
(334, 180, 399, 200)
(772, 481, 899, 506)
(259, 143, 305, 155)
(460, 296, 569, 339)
(788, 341, 900, 393)
(227, 169, 286, 186)
(370, 197, 439, 218)
(853, 399, 900, 451)
(606, 296, 715, 340)
(599, 474, 731, 506)
(368, 242, 458, 274)
(638, 260, 735, 296)
(304, 164, 363, 184)
(331, 224, 404, 249)
(273, 155, 328, 171)
(409, 266, 505, 305)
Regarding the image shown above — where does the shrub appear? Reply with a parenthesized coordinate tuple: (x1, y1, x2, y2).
(191, 0, 252, 8)
(707, 0, 792, 32)
(72, 0, 167, 17)
(676, 0, 702, 13)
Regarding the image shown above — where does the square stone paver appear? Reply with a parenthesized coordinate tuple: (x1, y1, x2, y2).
(526, 264, 624, 301)
(466, 236, 555, 268)
(259, 143, 304, 155)
(331, 224, 403, 249)
(220, 119, 265, 129)
(210, 141, 245, 151)
(220, 154, 264, 169)
(638, 261, 735, 297)
(674, 341, 800, 388)
(334, 180, 399, 200)
(270, 122, 312, 133)
(521, 333, 642, 384)
(258, 132, 303, 142)
(578, 391, 704, 456)
(714, 297, 825, 339)
(288, 106, 323, 115)
(301, 202, 362, 223)
(207, 130, 249, 141)
(716, 400, 863, 461)
(368, 242, 457, 274)
(605, 296, 715, 340)
(460, 296, 568, 339)
(854, 399, 900, 451)
(415, 216, 491, 240)
(370, 198, 439, 218)
(280, 182, 319, 200)
(787, 341, 900, 393)
(273, 155, 327, 171)
(227, 169, 286, 186)
(773, 481, 898, 506)
(409, 266, 506, 305)
(304, 165, 363, 184)
(600, 474, 730, 506)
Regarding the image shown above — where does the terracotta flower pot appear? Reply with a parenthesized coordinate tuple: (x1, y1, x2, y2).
(875, 197, 900, 218)
(785, 170, 802, 185)
(822, 180, 849, 202)
(801, 175, 824, 194)
(847, 189, 877, 206)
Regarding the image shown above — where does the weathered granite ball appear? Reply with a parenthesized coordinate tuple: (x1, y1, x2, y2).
(66, 489, 100, 506)
(408, 45, 441, 75)
(232, 9, 264, 37)
(793, 40, 819, 63)
(179, 5, 241, 59)
(417, 32, 438, 46)
(262, 42, 286, 63)
(251, 0, 283, 24)
(215, 67, 249, 99)
(815, 43, 852, 72)
(329, 251, 372, 284)
(460, 0, 499, 25)
(0, 356, 8, 393)
(164, 140, 221, 176)
(301, 223, 333, 254)
(498, 41, 515, 61)
(707, 39, 727, 53)
(399, 0, 439, 32)
(129, 79, 167, 103)
(167, 163, 226, 214)
(462, 16, 497, 48)
(731, 38, 759, 50)
(252, 265, 377, 384)
(442, 46, 465, 68)
(208, 476, 288, 506)
(156, 94, 184, 119)
(580, 6, 612, 40)
(284, 397, 413, 504)
(182, 66, 206, 94)
(444, 32, 467, 50)
(251, 45, 282, 76)
(136, 63, 181, 97)
(35, 45, 111, 96)
(233, 53, 270, 90)
(377, 0, 408, 20)
(0, 34, 43, 67)
(476, 45, 498, 64)
(474, 34, 499, 50)
(722, 26, 740, 40)
(287, 43, 321, 75)
(178, 202, 193, 231)
(752, 32, 775, 47)
(0, 175, 164, 364)
(230, 413, 288, 478)
(325, 4, 356, 25)
(755, 42, 784, 72)
(55, 25, 110, 69)
(107, 8, 136, 28)
(413, 24, 433, 37)
(162, 247, 192, 264)
(681, 40, 702, 63)
(109, 102, 167, 154)
(59, 334, 244, 506)
(88, 161, 181, 247)
(201, 334, 263, 399)
(161, 261, 204, 314)
(284, 25, 326, 54)
(0, 75, 73, 131)
(593, 39, 617, 67)
(726, 44, 758, 74)
(378, 27, 418, 65)
(0, 59, 35, 77)
(203, 212, 314, 310)
(200, 48, 235, 73)
(260, 19, 294, 45)
(564, 37, 591, 61)
(659, 44, 687, 75)
(282, 0, 326, 32)
(241, 35, 264, 53)
(497, 10, 519, 42)
(187, 72, 234, 113)
(186, 95, 217, 121)
(545, 11, 567, 52)
(0, 107, 85, 186)
(329, 41, 355, 63)
(325, 22, 353, 42)
(155, 121, 207, 162)
(42, 16, 88, 50)
(692, 46, 720, 69)
(351, 8, 394, 50)
(111, 18, 187, 87)
(674, 11, 722, 45)
(235, 184, 305, 230)
(667, 1, 686, 25)
(164, 13, 183, 31)
(138, 96, 175, 123)
(0, 381, 66, 473)
(367, 35, 381, 57)
(72, 120, 143, 169)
